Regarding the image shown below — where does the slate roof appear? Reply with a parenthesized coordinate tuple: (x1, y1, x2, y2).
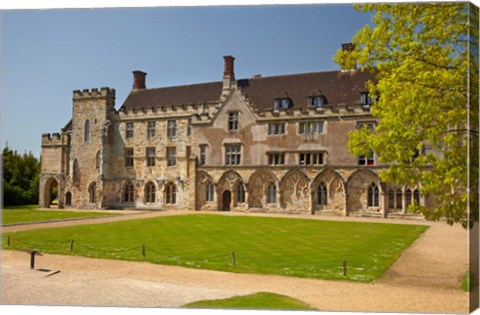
(120, 69, 375, 112)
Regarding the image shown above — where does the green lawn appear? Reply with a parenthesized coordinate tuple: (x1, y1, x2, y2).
(3, 214, 428, 282)
(183, 292, 316, 310)
(2, 205, 117, 225)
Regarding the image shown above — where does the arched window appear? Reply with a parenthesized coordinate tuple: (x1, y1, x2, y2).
(165, 183, 177, 205)
(236, 183, 245, 203)
(123, 181, 134, 203)
(388, 189, 395, 209)
(72, 159, 80, 184)
(65, 192, 72, 206)
(95, 151, 101, 169)
(205, 182, 214, 202)
(368, 183, 379, 207)
(84, 120, 90, 142)
(317, 182, 328, 205)
(266, 182, 277, 204)
(88, 182, 96, 203)
(413, 189, 420, 205)
(396, 189, 403, 209)
(145, 182, 156, 204)
(405, 189, 412, 208)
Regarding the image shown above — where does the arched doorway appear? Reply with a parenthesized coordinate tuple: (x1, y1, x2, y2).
(44, 178, 59, 208)
(65, 192, 72, 206)
(222, 190, 231, 211)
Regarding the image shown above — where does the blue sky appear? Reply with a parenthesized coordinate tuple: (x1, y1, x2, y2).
(1, 3, 373, 157)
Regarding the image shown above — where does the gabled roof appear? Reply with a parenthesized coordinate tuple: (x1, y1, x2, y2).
(120, 69, 375, 112)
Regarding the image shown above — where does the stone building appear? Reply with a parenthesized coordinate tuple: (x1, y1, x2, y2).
(40, 46, 431, 218)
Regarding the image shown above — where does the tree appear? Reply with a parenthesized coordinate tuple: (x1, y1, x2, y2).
(334, 3, 479, 227)
(2, 147, 41, 206)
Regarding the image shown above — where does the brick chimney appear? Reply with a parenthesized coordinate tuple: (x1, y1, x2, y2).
(132, 70, 147, 90)
(222, 55, 235, 91)
(341, 42, 355, 52)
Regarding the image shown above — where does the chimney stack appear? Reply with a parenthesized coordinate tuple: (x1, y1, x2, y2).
(341, 42, 355, 52)
(132, 70, 147, 90)
(222, 55, 235, 92)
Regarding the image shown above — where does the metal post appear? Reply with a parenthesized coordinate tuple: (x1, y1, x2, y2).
(142, 245, 145, 257)
(231, 252, 235, 266)
(70, 240, 74, 251)
(30, 251, 37, 270)
(343, 260, 347, 276)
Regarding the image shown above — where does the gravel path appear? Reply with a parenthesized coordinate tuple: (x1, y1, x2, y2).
(1, 211, 469, 313)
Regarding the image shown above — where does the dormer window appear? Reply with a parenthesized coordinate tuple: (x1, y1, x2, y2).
(228, 111, 239, 130)
(274, 98, 292, 110)
(308, 95, 327, 108)
(360, 92, 374, 105)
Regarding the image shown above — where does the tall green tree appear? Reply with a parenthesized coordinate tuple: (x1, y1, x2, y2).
(2, 147, 41, 206)
(334, 3, 479, 227)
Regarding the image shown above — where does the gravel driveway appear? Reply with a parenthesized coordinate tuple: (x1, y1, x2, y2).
(1, 211, 470, 313)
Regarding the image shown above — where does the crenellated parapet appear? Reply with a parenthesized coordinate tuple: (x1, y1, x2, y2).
(42, 132, 68, 147)
(118, 101, 218, 121)
(73, 87, 116, 100)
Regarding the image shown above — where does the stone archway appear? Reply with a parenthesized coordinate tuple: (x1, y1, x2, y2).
(217, 170, 244, 211)
(247, 170, 277, 208)
(311, 169, 346, 213)
(44, 177, 59, 208)
(280, 170, 310, 212)
(346, 169, 381, 214)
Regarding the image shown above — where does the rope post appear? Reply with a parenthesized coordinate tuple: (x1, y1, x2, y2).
(7, 235, 10, 247)
(70, 240, 74, 251)
(231, 251, 235, 266)
(343, 260, 347, 276)
(142, 245, 146, 257)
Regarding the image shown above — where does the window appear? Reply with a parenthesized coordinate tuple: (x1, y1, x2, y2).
(187, 118, 192, 136)
(388, 188, 403, 210)
(167, 120, 176, 138)
(147, 121, 156, 138)
(123, 182, 134, 203)
(165, 183, 177, 205)
(268, 153, 285, 165)
(308, 95, 327, 108)
(125, 148, 134, 167)
(84, 120, 90, 142)
(360, 92, 374, 105)
(167, 147, 176, 166)
(199, 144, 207, 166)
(357, 121, 375, 131)
(299, 121, 324, 135)
(299, 152, 324, 166)
(126, 122, 134, 138)
(146, 147, 156, 167)
(413, 189, 420, 205)
(274, 98, 292, 110)
(267, 182, 277, 204)
(88, 182, 96, 203)
(205, 182, 214, 202)
(95, 151, 100, 169)
(228, 112, 239, 130)
(236, 184, 245, 203)
(405, 189, 412, 208)
(268, 123, 285, 135)
(225, 144, 241, 166)
(144, 182, 156, 203)
(368, 183, 379, 207)
(317, 182, 328, 205)
(358, 149, 375, 166)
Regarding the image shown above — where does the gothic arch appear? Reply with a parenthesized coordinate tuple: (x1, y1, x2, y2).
(196, 171, 215, 210)
(280, 169, 310, 210)
(43, 177, 59, 208)
(217, 170, 245, 211)
(311, 169, 345, 212)
(247, 170, 278, 208)
(346, 169, 381, 213)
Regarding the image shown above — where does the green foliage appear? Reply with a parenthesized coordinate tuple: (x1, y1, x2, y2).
(2, 207, 116, 225)
(334, 3, 479, 227)
(183, 292, 316, 310)
(4, 214, 428, 282)
(2, 147, 41, 206)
